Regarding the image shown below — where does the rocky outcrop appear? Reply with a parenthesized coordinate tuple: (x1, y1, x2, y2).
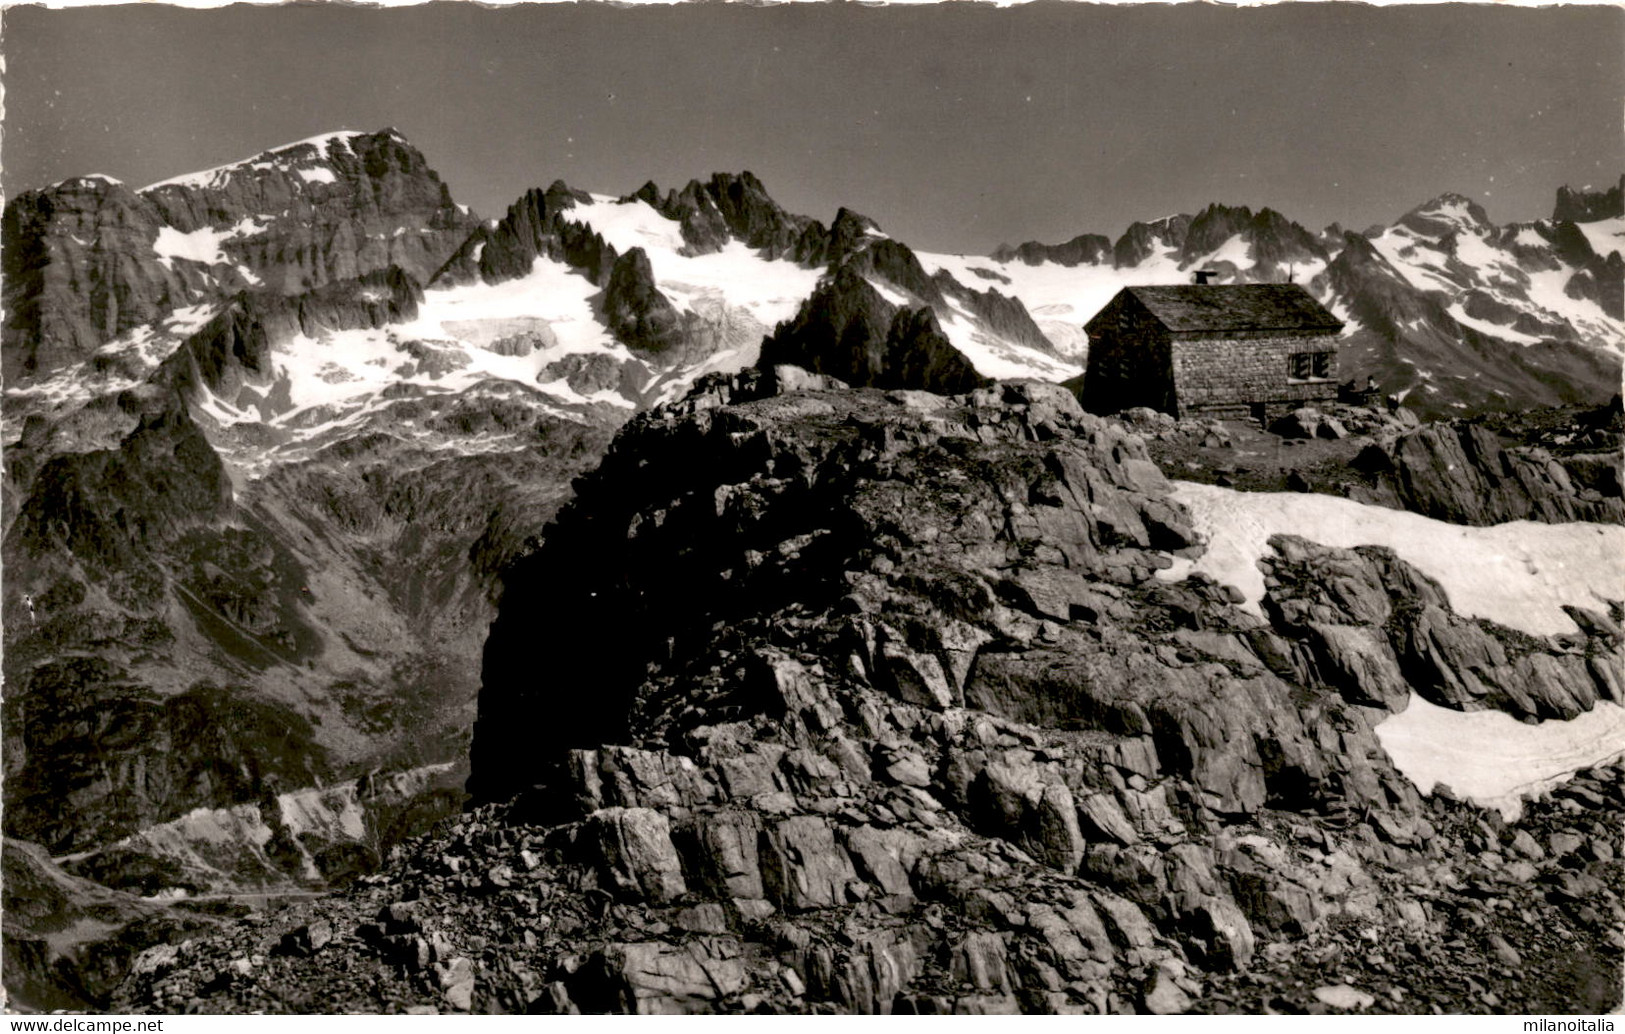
(938, 275, 1058, 356)
(756, 205, 1059, 389)
(602, 248, 685, 357)
(542, 353, 651, 401)
(635, 172, 828, 263)
(1263, 535, 1622, 720)
(108, 379, 1622, 1015)
(161, 266, 423, 408)
(432, 181, 616, 288)
(8, 399, 232, 565)
(1395, 193, 1494, 239)
(1563, 251, 1625, 318)
(757, 268, 985, 394)
(1352, 422, 1623, 526)
(1553, 175, 1624, 224)
(1179, 204, 1328, 282)
(824, 209, 945, 305)
(1113, 215, 1192, 269)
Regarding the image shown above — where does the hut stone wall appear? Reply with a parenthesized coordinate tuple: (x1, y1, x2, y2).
(1171, 329, 1338, 420)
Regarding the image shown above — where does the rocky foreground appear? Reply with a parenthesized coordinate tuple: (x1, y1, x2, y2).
(106, 378, 1623, 1015)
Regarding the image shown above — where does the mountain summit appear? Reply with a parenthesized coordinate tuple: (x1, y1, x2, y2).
(2, 128, 478, 383)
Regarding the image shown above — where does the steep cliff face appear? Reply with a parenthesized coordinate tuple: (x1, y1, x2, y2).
(2, 130, 478, 385)
(1553, 175, 1624, 224)
(601, 248, 686, 358)
(2, 178, 196, 381)
(141, 130, 477, 295)
(112, 378, 1622, 1015)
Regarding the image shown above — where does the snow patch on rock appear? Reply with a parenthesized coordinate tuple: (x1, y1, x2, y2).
(152, 218, 270, 268)
(140, 131, 364, 193)
(1160, 481, 1625, 637)
(1375, 694, 1625, 820)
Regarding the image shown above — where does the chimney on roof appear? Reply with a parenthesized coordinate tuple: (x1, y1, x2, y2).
(1193, 270, 1218, 285)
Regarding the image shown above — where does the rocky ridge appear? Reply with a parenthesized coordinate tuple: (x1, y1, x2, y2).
(108, 378, 1622, 1015)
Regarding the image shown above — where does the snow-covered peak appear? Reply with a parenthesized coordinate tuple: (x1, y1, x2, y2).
(1401, 193, 1494, 238)
(139, 130, 372, 193)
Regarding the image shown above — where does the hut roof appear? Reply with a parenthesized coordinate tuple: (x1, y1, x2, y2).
(1115, 284, 1343, 333)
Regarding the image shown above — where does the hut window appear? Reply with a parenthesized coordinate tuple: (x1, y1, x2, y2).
(1288, 352, 1331, 381)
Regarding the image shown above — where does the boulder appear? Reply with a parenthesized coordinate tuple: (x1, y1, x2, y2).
(587, 807, 688, 903)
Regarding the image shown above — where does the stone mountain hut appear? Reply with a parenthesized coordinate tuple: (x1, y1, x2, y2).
(1080, 283, 1343, 423)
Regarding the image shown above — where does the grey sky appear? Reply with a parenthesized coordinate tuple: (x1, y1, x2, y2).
(3, 2, 1619, 255)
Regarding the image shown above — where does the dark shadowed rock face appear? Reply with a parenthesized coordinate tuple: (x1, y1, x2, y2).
(1563, 251, 1625, 320)
(2, 130, 477, 384)
(9, 399, 232, 565)
(602, 248, 685, 357)
(757, 267, 986, 394)
(2, 179, 193, 381)
(754, 204, 1059, 392)
(637, 172, 828, 263)
(1553, 176, 1624, 224)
